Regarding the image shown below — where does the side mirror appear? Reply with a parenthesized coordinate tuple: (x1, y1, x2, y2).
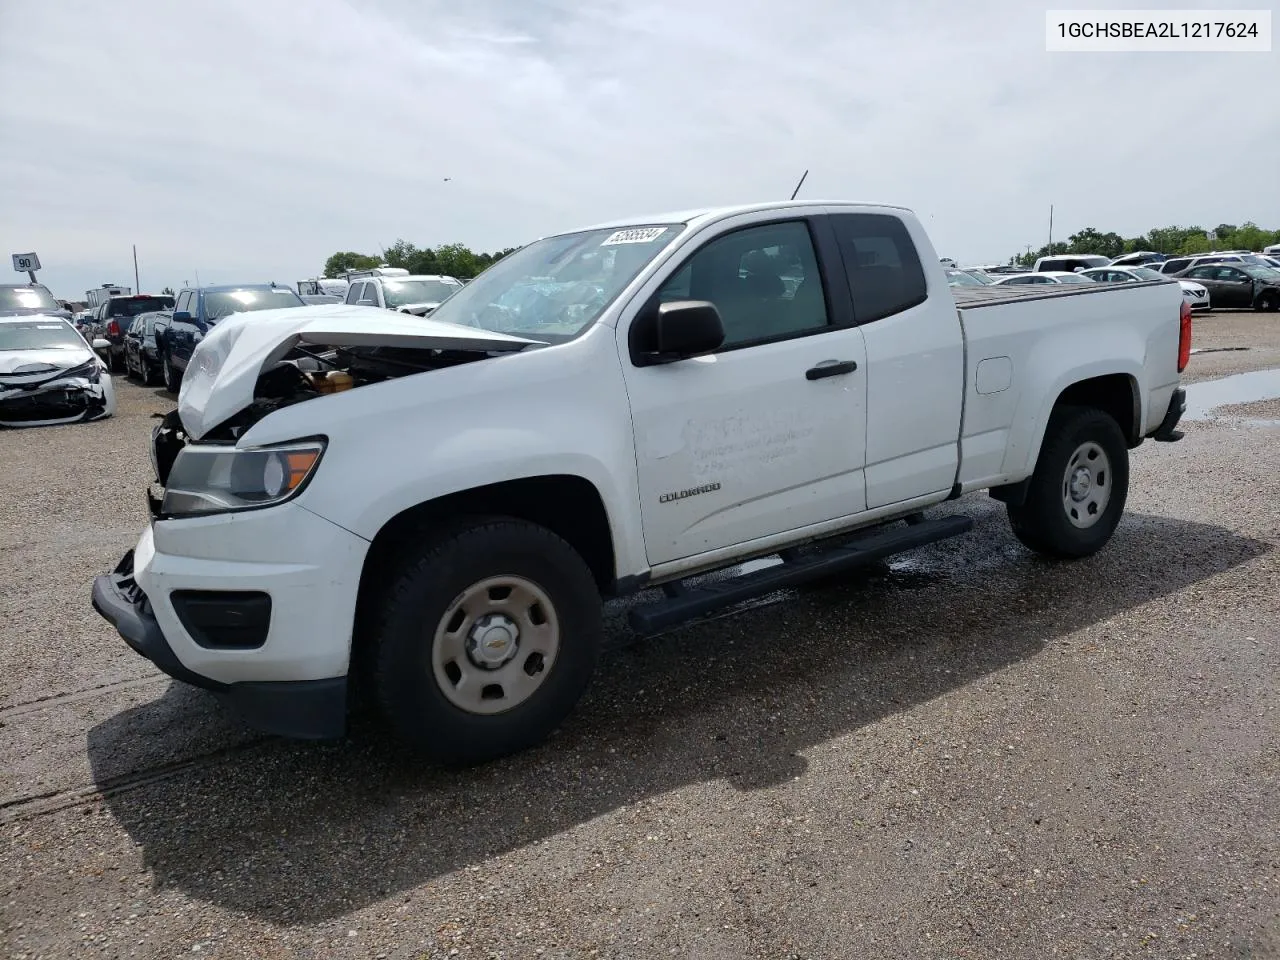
(172, 311, 193, 322)
(92, 338, 110, 350)
(636, 300, 725, 365)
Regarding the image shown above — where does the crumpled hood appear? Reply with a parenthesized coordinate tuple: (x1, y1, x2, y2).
(393, 302, 444, 316)
(177, 303, 539, 440)
(0, 346, 96, 377)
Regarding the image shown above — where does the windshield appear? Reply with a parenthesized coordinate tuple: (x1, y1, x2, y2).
(381, 278, 463, 307)
(205, 288, 306, 320)
(0, 286, 61, 313)
(0, 319, 86, 352)
(946, 270, 985, 286)
(427, 224, 685, 341)
(1130, 267, 1165, 281)
(108, 296, 174, 317)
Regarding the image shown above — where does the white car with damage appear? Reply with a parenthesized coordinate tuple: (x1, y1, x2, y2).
(91, 201, 1191, 763)
(0, 316, 116, 428)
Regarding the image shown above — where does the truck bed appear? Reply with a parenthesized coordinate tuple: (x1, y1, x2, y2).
(951, 278, 1171, 310)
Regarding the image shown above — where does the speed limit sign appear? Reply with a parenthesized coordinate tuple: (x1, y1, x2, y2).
(11, 252, 41, 273)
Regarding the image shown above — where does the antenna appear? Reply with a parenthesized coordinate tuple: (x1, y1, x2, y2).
(789, 170, 809, 201)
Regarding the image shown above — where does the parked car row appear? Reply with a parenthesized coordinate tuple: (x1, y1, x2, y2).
(944, 249, 1280, 311)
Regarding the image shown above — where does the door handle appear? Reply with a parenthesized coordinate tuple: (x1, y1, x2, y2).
(805, 359, 859, 380)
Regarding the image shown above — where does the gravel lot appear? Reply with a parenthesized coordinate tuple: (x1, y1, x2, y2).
(2, 310, 1279, 959)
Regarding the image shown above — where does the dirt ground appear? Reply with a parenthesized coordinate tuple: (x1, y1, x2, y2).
(2, 313, 1279, 959)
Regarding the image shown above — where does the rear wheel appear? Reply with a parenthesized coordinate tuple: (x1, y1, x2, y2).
(1007, 405, 1129, 559)
(109, 349, 125, 374)
(370, 518, 603, 764)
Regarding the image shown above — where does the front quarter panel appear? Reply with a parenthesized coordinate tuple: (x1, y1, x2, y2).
(238, 325, 650, 579)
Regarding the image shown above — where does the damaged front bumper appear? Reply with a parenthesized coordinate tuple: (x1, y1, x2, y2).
(92, 547, 349, 739)
(0, 371, 111, 427)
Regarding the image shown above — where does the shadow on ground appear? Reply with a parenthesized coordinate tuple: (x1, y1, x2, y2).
(87, 504, 1270, 923)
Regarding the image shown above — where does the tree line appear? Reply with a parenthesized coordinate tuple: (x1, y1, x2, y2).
(1011, 221, 1280, 266)
(323, 240, 520, 281)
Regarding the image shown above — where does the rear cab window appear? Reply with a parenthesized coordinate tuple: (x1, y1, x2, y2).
(828, 213, 927, 323)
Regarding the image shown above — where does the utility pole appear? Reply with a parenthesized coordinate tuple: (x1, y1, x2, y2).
(1048, 204, 1054, 249)
(789, 170, 809, 201)
(133, 245, 140, 291)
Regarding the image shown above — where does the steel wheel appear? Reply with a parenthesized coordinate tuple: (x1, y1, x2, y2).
(431, 575, 561, 716)
(1061, 440, 1110, 529)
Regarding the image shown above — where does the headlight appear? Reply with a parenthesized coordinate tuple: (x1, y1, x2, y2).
(160, 438, 326, 517)
(62, 360, 101, 383)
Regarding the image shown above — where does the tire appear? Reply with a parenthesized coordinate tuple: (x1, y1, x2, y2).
(370, 518, 603, 764)
(1007, 405, 1129, 560)
(1258, 292, 1280, 312)
(109, 349, 125, 374)
(162, 353, 181, 393)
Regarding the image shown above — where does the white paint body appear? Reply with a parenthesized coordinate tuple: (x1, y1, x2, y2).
(128, 202, 1185, 687)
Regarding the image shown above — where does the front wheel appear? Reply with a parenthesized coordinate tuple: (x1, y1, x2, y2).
(1007, 405, 1129, 559)
(370, 518, 603, 764)
(162, 353, 181, 393)
(1257, 292, 1280, 312)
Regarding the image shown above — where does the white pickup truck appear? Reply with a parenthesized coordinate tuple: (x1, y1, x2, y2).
(91, 201, 1191, 763)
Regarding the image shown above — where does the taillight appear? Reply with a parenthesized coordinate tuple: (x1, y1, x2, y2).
(108, 320, 120, 337)
(1177, 299, 1192, 373)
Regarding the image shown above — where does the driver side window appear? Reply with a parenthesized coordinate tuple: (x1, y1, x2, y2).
(653, 220, 829, 349)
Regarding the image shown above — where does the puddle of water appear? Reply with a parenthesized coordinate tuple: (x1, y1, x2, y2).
(1184, 368, 1280, 423)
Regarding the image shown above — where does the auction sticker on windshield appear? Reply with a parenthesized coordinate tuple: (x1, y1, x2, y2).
(602, 227, 669, 245)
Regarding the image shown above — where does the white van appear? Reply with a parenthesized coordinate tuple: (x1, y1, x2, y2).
(1033, 254, 1111, 273)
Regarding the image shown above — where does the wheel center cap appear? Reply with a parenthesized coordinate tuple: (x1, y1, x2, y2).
(466, 614, 520, 669)
(1069, 466, 1092, 501)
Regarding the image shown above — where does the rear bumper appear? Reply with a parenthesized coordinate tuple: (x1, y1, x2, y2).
(91, 548, 348, 739)
(1151, 387, 1186, 442)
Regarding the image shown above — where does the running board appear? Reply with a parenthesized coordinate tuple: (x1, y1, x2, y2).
(627, 515, 974, 635)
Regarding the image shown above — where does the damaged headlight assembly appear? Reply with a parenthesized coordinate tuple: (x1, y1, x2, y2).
(159, 437, 326, 518)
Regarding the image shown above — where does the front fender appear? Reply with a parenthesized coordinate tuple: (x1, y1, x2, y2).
(238, 329, 649, 579)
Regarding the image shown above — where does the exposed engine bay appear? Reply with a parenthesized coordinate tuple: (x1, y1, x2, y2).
(150, 343, 501, 488)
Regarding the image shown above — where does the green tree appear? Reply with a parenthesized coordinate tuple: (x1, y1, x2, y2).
(161, 286, 175, 296)
(1177, 233, 1213, 255)
(323, 251, 381, 278)
(381, 240, 421, 270)
(1066, 227, 1125, 258)
(1225, 222, 1277, 252)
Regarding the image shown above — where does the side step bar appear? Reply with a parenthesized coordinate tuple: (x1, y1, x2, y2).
(627, 514, 974, 635)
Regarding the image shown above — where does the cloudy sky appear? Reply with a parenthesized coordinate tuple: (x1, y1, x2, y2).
(1, 0, 1276, 299)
